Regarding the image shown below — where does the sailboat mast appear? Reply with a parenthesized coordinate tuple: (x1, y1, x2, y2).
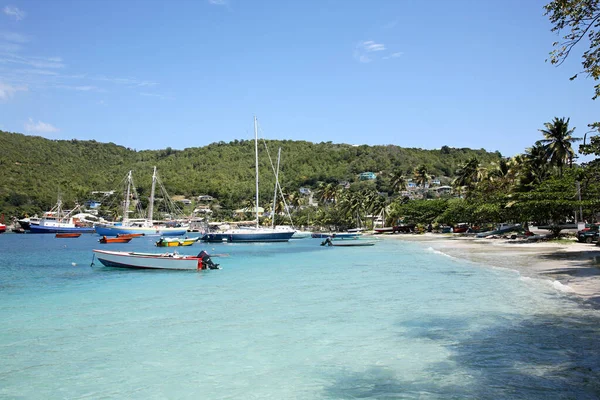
(123, 171, 132, 223)
(254, 116, 260, 228)
(148, 166, 157, 226)
(271, 147, 281, 229)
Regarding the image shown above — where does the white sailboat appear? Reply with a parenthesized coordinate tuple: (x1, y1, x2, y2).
(201, 117, 294, 243)
(95, 167, 187, 237)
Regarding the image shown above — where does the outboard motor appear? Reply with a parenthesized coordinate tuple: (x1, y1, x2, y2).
(197, 250, 220, 270)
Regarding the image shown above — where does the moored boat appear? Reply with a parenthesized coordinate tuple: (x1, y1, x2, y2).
(92, 249, 220, 270)
(200, 117, 294, 243)
(117, 233, 145, 238)
(0, 223, 5, 234)
(55, 233, 81, 238)
(94, 167, 188, 237)
(155, 237, 199, 247)
(99, 236, 133, 244)
(311, 232, 361, 239)
(320, 237, 376, 247)
(29, 199, 95, 234)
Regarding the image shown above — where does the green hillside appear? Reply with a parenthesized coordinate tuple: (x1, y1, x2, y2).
(0, 130, 502, 218)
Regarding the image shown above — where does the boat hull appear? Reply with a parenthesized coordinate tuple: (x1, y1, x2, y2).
(93, 250, 201, 270)
(95, 225, 187, 237)
(55, 233, 81, 238)
(156, 238, 198, 247)
(201, 231, 294, 243)
(30, 225, 95, 234)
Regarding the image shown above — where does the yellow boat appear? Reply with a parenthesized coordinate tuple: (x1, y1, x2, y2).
(155, 237, 199, 247)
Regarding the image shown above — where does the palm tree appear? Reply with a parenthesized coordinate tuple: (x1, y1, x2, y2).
(390, 169, 408, 195)
(538, 117, 581, 176)
(413, 164, 430, 198)
(316, 182, 339, 205)
(452, 157, 480, 194)
(520, 143, 551, 188)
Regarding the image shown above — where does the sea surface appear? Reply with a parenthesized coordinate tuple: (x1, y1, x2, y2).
(0, 233, 599, 399)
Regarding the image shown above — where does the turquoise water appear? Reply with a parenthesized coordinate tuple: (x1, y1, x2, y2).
(0, 234, 599, 399)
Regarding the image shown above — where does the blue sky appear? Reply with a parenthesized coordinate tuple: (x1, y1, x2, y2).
(0, 0, 597, 159)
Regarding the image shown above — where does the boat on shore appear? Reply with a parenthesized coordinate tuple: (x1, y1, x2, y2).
(92, 249, 220, 270)
(99, 236, 133, 244)
(95, 167, 188, 237)
(55, 233, 81, 238)
(200, 117, 294, 243)
(29, 199, 95, 234)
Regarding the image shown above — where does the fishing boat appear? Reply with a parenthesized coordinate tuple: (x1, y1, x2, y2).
(99, 236, 133, 244)
(55, 233, 81, 238)
(29, 199, 96, 234)
(155, 237, 199, 247)
(92, 249, 220, 270)
(200, 117, 294, 243)
(17, 216, 40, 230)
(95, 167, 188, 237)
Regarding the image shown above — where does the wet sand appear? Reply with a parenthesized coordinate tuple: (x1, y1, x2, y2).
(383, 233, 600, 307)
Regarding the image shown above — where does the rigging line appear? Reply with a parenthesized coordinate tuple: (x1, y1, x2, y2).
(260, 138, 295, 229)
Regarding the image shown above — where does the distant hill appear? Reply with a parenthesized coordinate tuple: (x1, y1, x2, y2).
(0, 130, 502, 217)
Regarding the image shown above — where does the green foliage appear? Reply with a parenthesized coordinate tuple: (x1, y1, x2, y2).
(0, 130, 502, 218)
(545, 0, 600, 100)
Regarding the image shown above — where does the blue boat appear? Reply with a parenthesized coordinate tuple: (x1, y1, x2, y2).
(201, 228, 294, 243)
(29, 198, 95, 234)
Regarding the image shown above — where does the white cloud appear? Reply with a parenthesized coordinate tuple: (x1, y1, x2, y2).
(354, 40, 386, 63)
(0, 81, 27, 99)
(208, 0, 228, 5)
(360, 40, 385, 52)
(1, 53, 65, 69)
(3, 6, 26, 21)
(0, 31, 30, 43)
(24, 118, 59, 133)
(140, 92, 174, 100)
(383, 52, 404, 60)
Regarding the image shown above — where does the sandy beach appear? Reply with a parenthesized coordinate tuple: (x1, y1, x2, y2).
(384, 233, 600, 307)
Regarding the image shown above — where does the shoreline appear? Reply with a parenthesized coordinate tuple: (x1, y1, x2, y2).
(381, 233, 600, 308)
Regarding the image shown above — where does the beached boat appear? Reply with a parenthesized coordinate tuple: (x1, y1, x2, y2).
(92, 249, 220, 270)
(155, 237, 199, 247)
(200, 117, 294, 243)
(99, 236, 132, 244)
(55, 233, 81, 238)
(373, 227, 394, 234)
(29, 199, 96, 234)
(95, 167, 188, 237)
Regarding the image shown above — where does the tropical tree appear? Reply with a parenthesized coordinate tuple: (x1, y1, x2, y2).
(413, 164, 430, 198)
(390, 169, 408, 195)
(452, 157, 481, 195)
(537, 117, 580, 175)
